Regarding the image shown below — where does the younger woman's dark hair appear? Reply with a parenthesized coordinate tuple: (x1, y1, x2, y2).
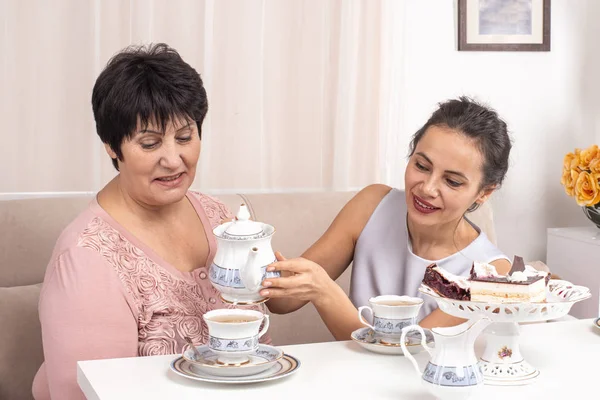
(408, 96, 512, 211)
(92, 43, 208, 170)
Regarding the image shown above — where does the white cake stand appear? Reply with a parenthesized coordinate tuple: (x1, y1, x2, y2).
(419, 280, 591, 386)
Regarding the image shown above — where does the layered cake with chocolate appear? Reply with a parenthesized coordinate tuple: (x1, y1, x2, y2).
(422, 263, 470, 301)
(469, 256, 550, 303)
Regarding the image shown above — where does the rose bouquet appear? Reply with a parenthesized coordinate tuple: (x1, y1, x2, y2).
(561, 144, 600, 228)
(561, 145, 600, 205)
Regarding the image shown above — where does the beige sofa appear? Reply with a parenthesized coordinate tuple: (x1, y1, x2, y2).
(0, 191, 497, 400)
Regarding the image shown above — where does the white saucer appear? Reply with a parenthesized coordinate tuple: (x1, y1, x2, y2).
(594, 318, 600, 331)
(351, 327, 435, 355)
(171, 353, 300, 383)
(182, 344, 283, 377)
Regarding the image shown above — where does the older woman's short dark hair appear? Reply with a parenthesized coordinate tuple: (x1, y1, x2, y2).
(92, 43, 208, 170)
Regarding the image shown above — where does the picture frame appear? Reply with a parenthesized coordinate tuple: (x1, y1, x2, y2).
(458, 0, 551, 51)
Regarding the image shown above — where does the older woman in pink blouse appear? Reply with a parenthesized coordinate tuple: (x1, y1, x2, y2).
(32, 43, 266, 400)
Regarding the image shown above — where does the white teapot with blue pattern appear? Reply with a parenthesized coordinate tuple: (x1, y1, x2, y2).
(210, 204, 279, 304)
(400, 317, 491, 400)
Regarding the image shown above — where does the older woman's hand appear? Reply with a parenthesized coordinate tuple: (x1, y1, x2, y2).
(259, 252, 335, 303)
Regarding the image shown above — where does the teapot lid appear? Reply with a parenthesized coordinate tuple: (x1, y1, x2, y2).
(221, 204, 264, 238)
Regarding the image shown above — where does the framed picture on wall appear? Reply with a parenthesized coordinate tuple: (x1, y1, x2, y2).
(458, 0, 551, 51)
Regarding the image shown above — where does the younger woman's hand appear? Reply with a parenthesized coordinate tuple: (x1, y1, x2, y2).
(260, 252, 334, 303)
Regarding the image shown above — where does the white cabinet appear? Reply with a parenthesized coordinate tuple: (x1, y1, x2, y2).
(546, 226, 600, 318)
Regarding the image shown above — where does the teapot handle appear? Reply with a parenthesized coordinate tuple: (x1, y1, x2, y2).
(240, 247, 263, 292)
(400, 324, 433, 375)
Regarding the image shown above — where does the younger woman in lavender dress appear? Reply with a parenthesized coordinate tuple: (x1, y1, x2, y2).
(262, 97, 512, 340)
(32, 43, 267, 400)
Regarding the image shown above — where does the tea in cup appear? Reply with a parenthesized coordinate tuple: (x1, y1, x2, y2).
(203, 309, 270, 365)
(357, 295, 423, 344)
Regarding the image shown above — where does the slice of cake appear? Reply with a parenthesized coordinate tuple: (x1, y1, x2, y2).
(422, 263, 470, 301)
(469, 256, 549, 303)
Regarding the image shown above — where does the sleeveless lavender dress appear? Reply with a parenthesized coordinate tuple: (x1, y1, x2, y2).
(349, 188, 508, 320)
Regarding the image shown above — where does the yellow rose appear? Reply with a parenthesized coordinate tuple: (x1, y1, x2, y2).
(561, 151, 581, 196)
(563, 150, 580, 171)
(590, 158, 600, 174)
(579, 145, 599, 170)
(574, 171, 600, 206)
(561, 166, 579, 196)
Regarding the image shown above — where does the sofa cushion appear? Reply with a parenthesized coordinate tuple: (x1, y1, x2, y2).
(241, 191, 357, 261)
(0, 197, 92, 287)
(0, 283, 43, 400)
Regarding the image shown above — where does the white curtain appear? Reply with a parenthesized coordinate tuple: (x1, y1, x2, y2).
(0, 0, 405, 194)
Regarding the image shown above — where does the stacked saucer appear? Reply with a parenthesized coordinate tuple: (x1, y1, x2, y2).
(351, 327, 435, 355)
(171, 344, 300, 384)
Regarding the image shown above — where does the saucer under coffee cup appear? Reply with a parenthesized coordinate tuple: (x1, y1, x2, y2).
(203, 309, 270, 365)
(357, 295, 423, 345)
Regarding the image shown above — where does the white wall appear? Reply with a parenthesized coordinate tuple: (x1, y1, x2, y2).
(3, 0, 599, 263)
(388, 0, 600, 263)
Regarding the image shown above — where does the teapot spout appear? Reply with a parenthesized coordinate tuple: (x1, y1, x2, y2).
(240, 247, 263, 292)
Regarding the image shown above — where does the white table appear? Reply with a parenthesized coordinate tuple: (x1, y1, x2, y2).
(78, 319, 600, 399)
(547, 226, 600, 318)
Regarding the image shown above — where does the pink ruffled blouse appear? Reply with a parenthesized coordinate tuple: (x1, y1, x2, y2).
(33, 192, 268, 400)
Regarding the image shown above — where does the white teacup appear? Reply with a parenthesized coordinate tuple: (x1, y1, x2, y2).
(357, 295, 424, 344)
(203, 309, 270, 365)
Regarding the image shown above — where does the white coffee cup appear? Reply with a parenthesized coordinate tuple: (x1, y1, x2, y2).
(357, 295, 424, 344)
(203, 309, 270, 365)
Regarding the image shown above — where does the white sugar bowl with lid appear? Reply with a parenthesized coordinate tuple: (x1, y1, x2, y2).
(210, 204, 279, 304)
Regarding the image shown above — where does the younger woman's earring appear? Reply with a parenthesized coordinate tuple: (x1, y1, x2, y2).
(467, 202, 480, 212)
